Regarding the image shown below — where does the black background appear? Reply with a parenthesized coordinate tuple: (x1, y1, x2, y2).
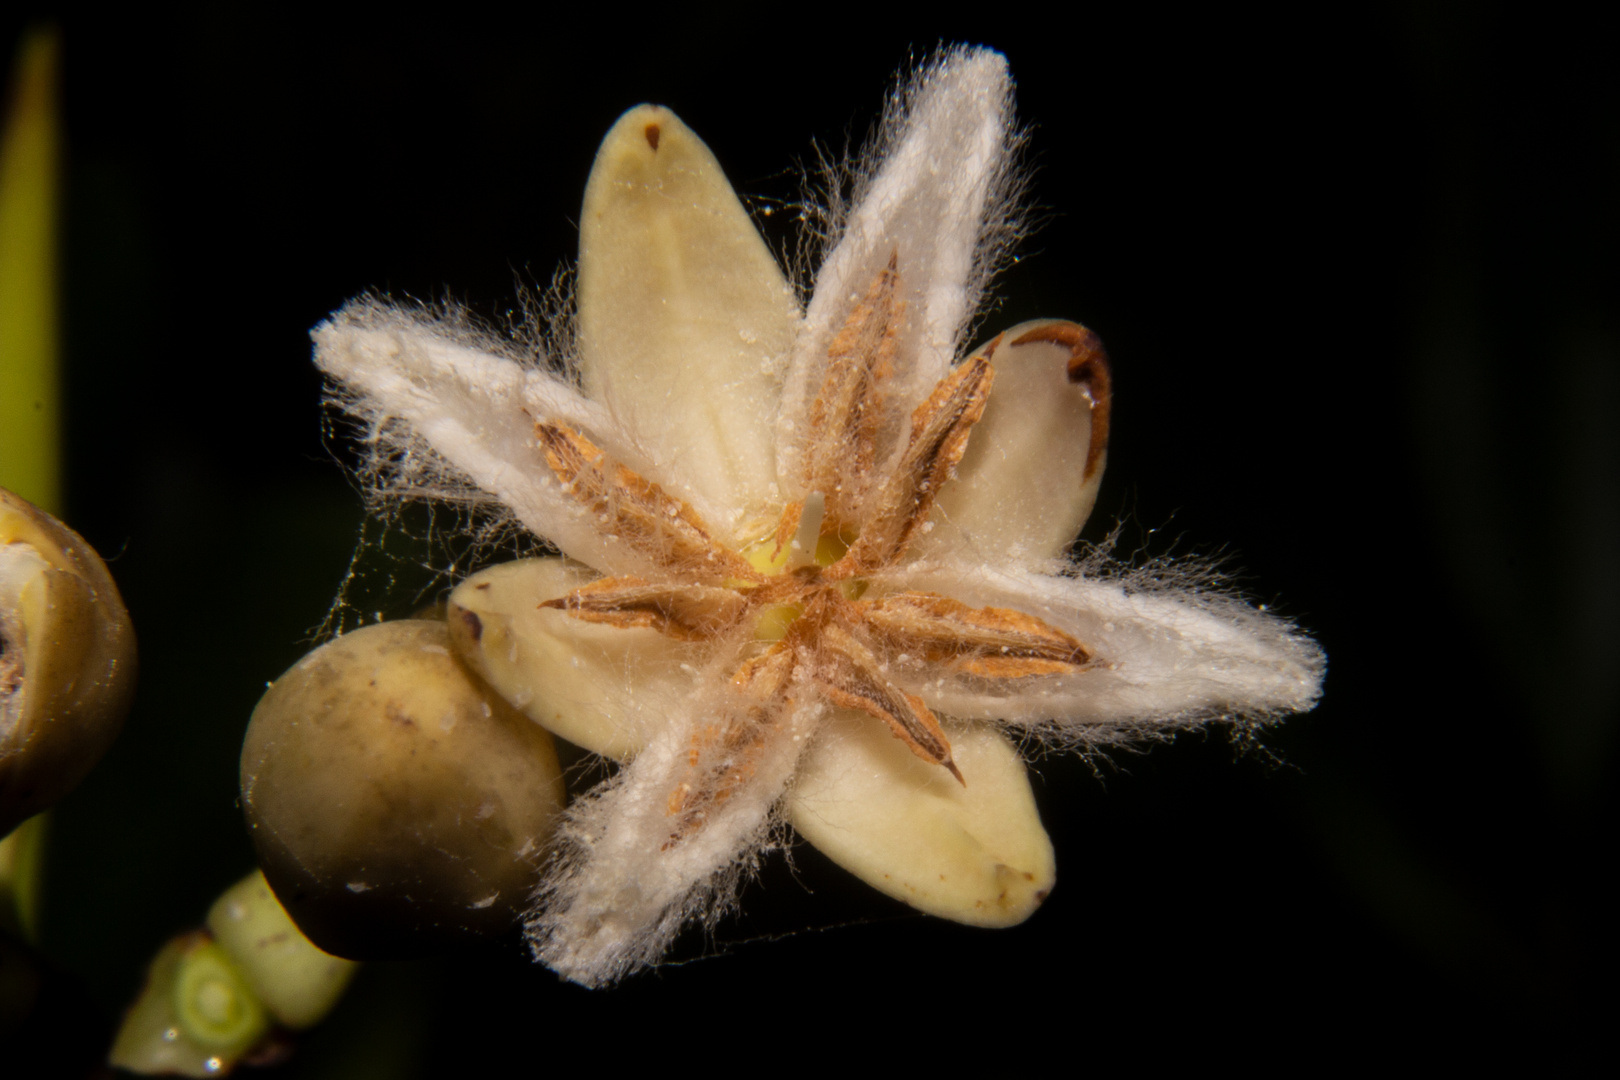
(4, 6, 1615, 1072)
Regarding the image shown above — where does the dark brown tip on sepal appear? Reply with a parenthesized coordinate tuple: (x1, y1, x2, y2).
(945, 759, 966, 787)
(1010, 321, 1112, 482)
(1007, 322, 1109, 389)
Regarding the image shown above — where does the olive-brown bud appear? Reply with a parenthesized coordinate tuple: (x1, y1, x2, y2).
(240, 620, 565, 959)
(0, 488, 137, 835)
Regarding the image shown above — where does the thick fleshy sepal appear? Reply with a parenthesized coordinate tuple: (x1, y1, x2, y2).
(578, 106, 800, 538)
(787, 713, 1053, 927)
(446, 559, 693, 759)
(916, 319, 1111, 565)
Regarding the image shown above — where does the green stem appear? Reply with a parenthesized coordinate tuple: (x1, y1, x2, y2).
(0, 24, 61, 514)
(0, 23, 62, 939)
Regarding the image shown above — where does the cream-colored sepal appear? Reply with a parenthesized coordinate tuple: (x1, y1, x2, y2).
(916, 319, 1111, 566)
(788, 710, 1053, 927)
(578, 106, 801, 539)
(446, 558, 686, 759)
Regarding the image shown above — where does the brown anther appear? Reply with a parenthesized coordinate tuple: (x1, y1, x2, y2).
(540, 576, 748, 641)
(535, 421, 758, 584)
(802, 253, 905, 529)
(815, 624, 965, 785)
(829, 353, 994, 578)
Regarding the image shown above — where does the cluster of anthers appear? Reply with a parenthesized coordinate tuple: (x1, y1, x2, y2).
(311, 47, 1324, 987)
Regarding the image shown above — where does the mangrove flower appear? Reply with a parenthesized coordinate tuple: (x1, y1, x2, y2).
(311, 47, 1324, 987)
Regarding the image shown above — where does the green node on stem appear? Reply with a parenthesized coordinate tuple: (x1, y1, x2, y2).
(109, 932, 269, 1077)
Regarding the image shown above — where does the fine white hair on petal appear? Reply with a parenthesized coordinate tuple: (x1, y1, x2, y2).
(530, 670, 822, 988)
(777, 46, 1024, 494)
(314, 298, 675, 579)
(881, 559, 1326, 740)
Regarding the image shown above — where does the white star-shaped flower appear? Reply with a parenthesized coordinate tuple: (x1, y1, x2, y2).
(312, 47, 1324, 987)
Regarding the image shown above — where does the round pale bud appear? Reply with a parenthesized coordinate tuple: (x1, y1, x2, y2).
(240, 620, 564, 959)
(205, 870, 356, 1029)
(0, 487, 137, 836)
(108, 932, 269, 1077)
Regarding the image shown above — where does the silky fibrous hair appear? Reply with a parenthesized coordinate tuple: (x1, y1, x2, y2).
(801, 45, 1033, 353)
(316, 288, 574, 638)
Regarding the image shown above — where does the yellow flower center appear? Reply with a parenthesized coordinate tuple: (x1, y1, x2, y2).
(741, 494, 866, 640)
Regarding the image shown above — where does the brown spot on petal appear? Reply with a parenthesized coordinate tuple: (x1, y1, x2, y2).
(457, 608, 483, 643)
(644, 123, 661, 150)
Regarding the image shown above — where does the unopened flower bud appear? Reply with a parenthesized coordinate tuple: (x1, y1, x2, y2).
(0, 487, 136, 835)
(205, 870, 356, 1029)
(240, 620, 565, 959)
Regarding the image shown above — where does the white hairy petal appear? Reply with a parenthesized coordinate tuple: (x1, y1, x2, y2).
(579, 106, 801, 540)
(532, 686, 821, 988)
(778, 47, 1015, 480)
(445, 559, 688, 760)
(916, 320, 1108, 565)
(313, 301, 660, 577)
(885, 561, 1326, 731)
(787, 712, 1053, 927)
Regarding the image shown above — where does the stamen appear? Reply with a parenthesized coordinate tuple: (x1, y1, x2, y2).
(789, 491, 825, 568)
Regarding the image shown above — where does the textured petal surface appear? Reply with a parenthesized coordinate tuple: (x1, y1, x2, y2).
(314, 302, 660, 578)
(885, 561, 1325, 731)
(916, 319, 1110, 565)
(446, 558, 690, 759)
(778, 47, 1016, 492)
(532, 668, 818, 988)
(578, 106, 801, 540)
(788, 712, 1053, 927)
